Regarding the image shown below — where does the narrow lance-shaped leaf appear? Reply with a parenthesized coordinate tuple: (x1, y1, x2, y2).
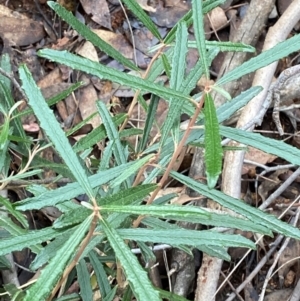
(97, 101, 126, 166)
(100, 218, 161, 301)
(0, 226, 68, 256)
(100, 204, 211, 220)
(161, 54, 172, 79)
(0, 196, 28, 228)
(220, 126, 300, 166)
(110, 154, 155, 187)
(89, 251, 111, 297)
(121, 0, 161, 40)
(192, 0, 209, 78)
(24, 216, 92, 301)
(170, 170, 300, 240)
(160, 22, 188, 147)
(138, 93, 160, 152)
(77, 259, 93, 301)
(14, 82, 82, 120)
(189, 41, 255, 52)
(47, 1, 139, 71)
(0, 80, 28, 152)
(19, 65, 95, 200)
(73, 113, 127, 153)
(117, 228, 256, 249)
(38, 49, 191, 104)
(16, 162, 134, 211)
(217, 34, 300, 86)
(204, 93, 222, 188)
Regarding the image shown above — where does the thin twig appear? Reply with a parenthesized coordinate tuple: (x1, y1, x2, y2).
(224, 234, 284, 301)
(259, 206, 300, 301)
(259, 167, 300, 210)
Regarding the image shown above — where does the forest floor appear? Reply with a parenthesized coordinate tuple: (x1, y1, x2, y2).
(1, 0, 300, 300)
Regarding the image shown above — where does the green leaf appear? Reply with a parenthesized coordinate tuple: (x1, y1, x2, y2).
(30, 230, 75, 270)
(220, 126, 300, 166)
(204, 93, 222, 188)
(136, 204, 272, 236)
(24, 216, 92, 301)
(120, 128, 143, 139)
(160, 22, 188, 147)
(161, 53, 172, 78)
(53, 206, 90, 229)
(97, 101, 127, 165)
(0, 80, 29, 152)
(77, 259, 93, 301)
(217, 34, 300, 85)
(138, 93, 159, 152)
(191, 41, 256, 52)
(1, 169, 43, 183)
(38, 49, 191, 103)
(164, 0, 226, 44)
(19, 65, 95, 200)
(0, 255, 12, 269)
(54, 184, 157, 228)
(66, 112, 98, 137)
(0, 118, 10, 150)
(47, 1, 138, 71)
(216, 86, 262, 123)
(100, 204, 211, 220)
(118, 228, 256, 249)
(110, 154, 155, 187)
(0, 196, 28, 228)
(3, 283, 26, 301)
(191, 211, 272, 235)
(121, 0, 161, 40)
(73, 113, 127, 153)
(141, 217, 192, 254)
(170, 171, 300, 240)
(89, 251, 111, 298)
(211, 85, 232, 101)
(55, 293, 81, 301)
(192, 0, 209, 78)
(31, 156, 75, 180)
(157, 288, 196, 301)
(100, 218, 161, 301)
(15, 162, 133, 211)
(197, 245, 231, 261)
(181, 48, 218, 96)
(99, 184, 157, 206)
(14, 82, 82, 120)
(0, 54, 11, 91)
(103, 286, 117, 301)
(0, 226, 67, 256)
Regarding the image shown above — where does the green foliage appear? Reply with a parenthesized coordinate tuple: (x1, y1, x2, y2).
(0, 0, 300, 300)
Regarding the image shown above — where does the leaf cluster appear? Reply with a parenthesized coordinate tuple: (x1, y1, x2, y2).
(1, 0, 300, 300)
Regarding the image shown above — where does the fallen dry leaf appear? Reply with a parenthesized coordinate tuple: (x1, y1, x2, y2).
(77, 80, 102, 128)
(76, 41, 98, 62)
(93, 29, 134, 59)
(243, 146, 277, 174)
(80, 0, 111, 29)
(208, 7, 228, 30)
(0, 5, 44, 46)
